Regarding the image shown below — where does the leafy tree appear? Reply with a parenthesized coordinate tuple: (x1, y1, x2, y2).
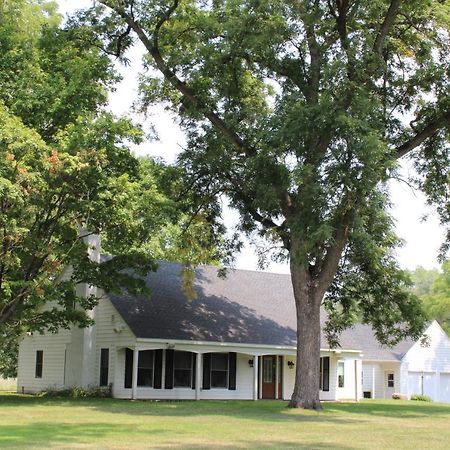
(410, 266, 440, 298)
(81, 0, 450, 408)
(0, 0, 225, 377)
(411, 262, 450, 334)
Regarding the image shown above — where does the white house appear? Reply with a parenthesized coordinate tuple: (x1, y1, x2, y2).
(16, 238, 450, 402)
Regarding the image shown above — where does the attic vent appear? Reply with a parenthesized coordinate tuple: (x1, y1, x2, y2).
(114, 324, 126, 333)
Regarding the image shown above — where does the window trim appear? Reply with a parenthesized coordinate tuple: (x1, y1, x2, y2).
(35, 350, 43, 379)
(387, 372, 394, 388)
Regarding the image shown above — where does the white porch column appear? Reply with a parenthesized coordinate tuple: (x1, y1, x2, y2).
(132, 348, 139, 400)
(253, 356, 259, 401)
(372, 366, 376, 399)
(275, 356, 279, 400)
(195, 353, 202, 400)
(258, 356, 263, 399)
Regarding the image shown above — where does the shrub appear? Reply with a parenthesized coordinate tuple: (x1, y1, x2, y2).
(40, 385, 111, 398)
(392, 393, 407, 400)
(410, 394, 433, 402)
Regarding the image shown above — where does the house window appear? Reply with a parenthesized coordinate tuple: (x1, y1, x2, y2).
(319, 357, 330, 391)
(338, 361, 345, 388)
(211, 353, 228, 388)
(387, 373, 394, 388)
(263, 357, 273, 383)
(138, 350, 154, 387)
(99, 348, 109, 386)
(173, 351, 192, 387)
(35, 350, 43, 378)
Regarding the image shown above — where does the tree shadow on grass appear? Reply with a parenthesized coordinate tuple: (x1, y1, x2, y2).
(0, 423, 169, 449)
(0, 422, 354, 450)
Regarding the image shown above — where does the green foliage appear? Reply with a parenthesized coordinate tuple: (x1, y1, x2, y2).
(77, 0, 449, 402)
(40, 385, 111, 398)
(411, 394, 433, 402)
(411, 262, 450, 334)
(0, 0, 225, 377)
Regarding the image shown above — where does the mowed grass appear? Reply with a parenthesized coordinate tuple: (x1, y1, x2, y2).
(1, 394, 450, 449)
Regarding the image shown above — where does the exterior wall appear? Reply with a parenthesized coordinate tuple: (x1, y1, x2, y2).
(335, 354, 362, 400)
(362, 362, 400, 399)
(400, 321, 450, 401)
(16, 293, 135, 393)
(93, 294, 135, 390)
(17, 329, 71, 393)
(278, 352, 362, 401)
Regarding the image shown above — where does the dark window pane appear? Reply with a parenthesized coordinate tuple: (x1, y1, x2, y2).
(211, 370, 227, 388)
(35, 350, 43, 378)
(174, 369, 191, 387)
(137, 350, 154, 387)
(211, 353, 228, 371)
(174, 351, 192, 370)
(100, 348, 109, 386)
(387, 373, 394, 388)
(139, 350, 154, 369)
(138, 368, 153, 387)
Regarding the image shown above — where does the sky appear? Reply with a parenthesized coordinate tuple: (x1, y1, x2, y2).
(56, 0, 445, 274)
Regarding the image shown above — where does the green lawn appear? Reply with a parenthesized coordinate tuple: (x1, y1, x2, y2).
(1, 394, 450, 449)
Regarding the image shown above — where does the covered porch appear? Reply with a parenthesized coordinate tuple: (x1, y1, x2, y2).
(111, 342, 299, 401)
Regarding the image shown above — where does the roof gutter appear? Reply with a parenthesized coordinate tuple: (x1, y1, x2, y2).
(135, 337, 362, 354)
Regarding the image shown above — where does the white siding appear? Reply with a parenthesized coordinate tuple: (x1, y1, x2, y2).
(17, 329, 71, 393)
(94, 294, 135, 390)
(282, 353, 360, 401)
(362, 362, 400, 399)
(402, 322, 450, 373)
(335, 355, 361, 400)
(400, 321, 450, 402)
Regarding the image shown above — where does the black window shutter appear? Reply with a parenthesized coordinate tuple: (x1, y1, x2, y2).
(202, 353, 211, 390)
(154, 349, 163, 389)
(165, 349, 174, 389)
(124, 348, 133, 389)
(192, 353, 197, 389)
(228, 352, 237, 390)
(323, 356, 330, 392)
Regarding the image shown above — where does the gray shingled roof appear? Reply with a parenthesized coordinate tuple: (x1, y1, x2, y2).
(108, 261, 415, 361)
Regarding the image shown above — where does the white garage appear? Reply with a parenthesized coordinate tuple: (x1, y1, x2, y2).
(361, 321, 450, 403)
(438, 373, 450, 403)
(407, 371, 436, 400)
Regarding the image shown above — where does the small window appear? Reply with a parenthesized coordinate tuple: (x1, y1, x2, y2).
(211, 353, 228, 388)
(138, 350, 154, 387)
(173, 351, 192, 387)
(337, 361, 345, 388)
(35, 350, 43, 378)
(387, 373, 394, 388)
(320, 357, 330, 391)
(263, 357, 274, 383)
(100, 348, 109, 387)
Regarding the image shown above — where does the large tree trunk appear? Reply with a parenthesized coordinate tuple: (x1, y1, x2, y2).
(288, 258, 323, 410)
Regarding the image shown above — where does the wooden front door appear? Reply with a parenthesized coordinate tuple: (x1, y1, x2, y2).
(262, 355, 280, 399)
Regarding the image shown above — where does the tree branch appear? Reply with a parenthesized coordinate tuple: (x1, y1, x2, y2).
(395, 110, 450, 159)
(373, 0, 402, 55)
(101, 0, 256, 158)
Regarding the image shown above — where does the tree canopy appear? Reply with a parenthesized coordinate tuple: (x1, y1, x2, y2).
(77, 0, 450, 408)
(411, 262, 450, 334)
(0, 0, 226, 377)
